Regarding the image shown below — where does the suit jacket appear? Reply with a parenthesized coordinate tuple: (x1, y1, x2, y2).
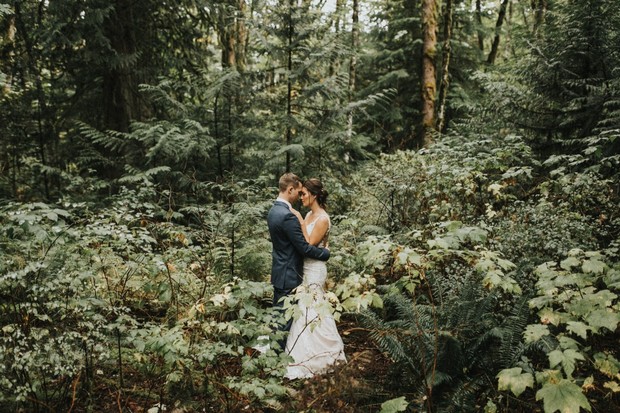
(267, 200, 330, 290)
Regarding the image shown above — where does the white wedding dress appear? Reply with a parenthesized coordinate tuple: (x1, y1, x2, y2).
(285, 213, 346, 379)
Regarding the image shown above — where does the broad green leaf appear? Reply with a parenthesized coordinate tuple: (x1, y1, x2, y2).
(565, 321, 589, 339)
(379, 396, 408, 413)
(582, 259, 606, 274)
(484, 400, 498, 413)
(558, 335, 580, 351)
(428, 235, 459, 250)
(535, 369, 563, 386)
(604, 381, 620, 392)
(372, 294, 384, 309)
(585, 310, 620, 332)
(483, 269, 503, 289)
(548, 349, 585, 377)
(524, 324, 550, 343)
(567, 248, 585, 257)
(603, 268, 620, 289)
(593, 353, 620, 378)
(497, 367, 534, 397)
(395, 247, 422, 266)
(560, 256, 581, 270)
(538, 308, 564, 326)
(463, 226, 488, 243)
(536, 379, 591, 413)
(590, 289, 617, 307)
(530, 295, 556, 309)
(496, 257, 516, 271)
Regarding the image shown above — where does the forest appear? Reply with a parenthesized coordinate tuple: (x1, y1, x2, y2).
(0, 0, 619, 412)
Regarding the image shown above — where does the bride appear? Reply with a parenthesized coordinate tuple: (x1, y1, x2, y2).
(285, 178, 346, 379)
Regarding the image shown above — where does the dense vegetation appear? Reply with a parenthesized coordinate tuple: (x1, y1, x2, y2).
(1, 0, 618, 412)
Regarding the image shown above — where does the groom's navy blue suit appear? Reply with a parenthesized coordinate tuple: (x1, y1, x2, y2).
(267, 200, 330, 337)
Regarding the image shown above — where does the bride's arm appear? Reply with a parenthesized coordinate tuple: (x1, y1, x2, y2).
(307, 216, 329, 246)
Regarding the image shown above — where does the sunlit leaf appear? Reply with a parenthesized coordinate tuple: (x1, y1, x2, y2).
(535, 379, 591, 413)
(379, 396, 408, 413)
(497, 367, 534, 397)
(524, 324, 550, 343)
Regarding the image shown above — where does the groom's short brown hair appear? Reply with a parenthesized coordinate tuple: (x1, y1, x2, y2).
(278, 172, 301, 192)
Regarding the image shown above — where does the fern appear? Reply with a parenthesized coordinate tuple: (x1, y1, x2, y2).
(361, 274, 531, 412)
(77, 121, 129, 153)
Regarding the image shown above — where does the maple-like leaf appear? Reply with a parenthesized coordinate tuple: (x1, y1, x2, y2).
(497, 367, 534, 397)
(536, 379, 591, 413)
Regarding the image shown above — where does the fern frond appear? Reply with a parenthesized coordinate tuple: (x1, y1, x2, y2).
(76, 121, 128, 153)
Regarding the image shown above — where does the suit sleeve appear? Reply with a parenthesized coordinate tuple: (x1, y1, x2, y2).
(282, 213, 330, 261)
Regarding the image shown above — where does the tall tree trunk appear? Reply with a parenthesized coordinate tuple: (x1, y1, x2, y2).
(2, 15, 16, 94)
(532, 0, 547, 35)
(475, 0, 484, 51)
(486, 0, 509, 64)
(214, 93, 224, 179)
(436, 0, 453, 133)
(216, 0, 248, 176)
(347, 0, 359, 139)
(286, 0, 294, 172)
(14, 2, 51, 199)
(421, 0, 439, 147)
(227, 98, 233, 172)
(329, 0, 346, 76)
(102, 0, 142, 132)
(236, 0, 248, 71)
(217, 0, 248, 70)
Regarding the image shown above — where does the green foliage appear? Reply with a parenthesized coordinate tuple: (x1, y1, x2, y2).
(2, 0, 620, 412)
(0, 202, 112, 409)
(346, 123, 619, 412)
(496, 250, 620, 413)
(348, 225, 527, 412)
(535, 377, 591, 413)
(380, 396, 409, 413)
(0, 187, 289, 411)
(470, 0, 620, 178)
(497, 367, 534, 397)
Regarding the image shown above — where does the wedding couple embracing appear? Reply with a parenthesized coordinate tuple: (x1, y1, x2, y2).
(264, 172, 346, 380)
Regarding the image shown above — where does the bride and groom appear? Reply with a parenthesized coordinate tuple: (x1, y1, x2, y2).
(265, 172, 346, 380)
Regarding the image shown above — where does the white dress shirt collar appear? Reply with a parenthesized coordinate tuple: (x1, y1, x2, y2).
(276, 197, 292, 210)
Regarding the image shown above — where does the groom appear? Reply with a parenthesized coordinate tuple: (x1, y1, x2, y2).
(267, 172, 330, 346)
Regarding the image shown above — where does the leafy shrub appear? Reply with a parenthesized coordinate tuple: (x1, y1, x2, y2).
(0, 202, 112, 410)
(496, 249, 620, 413)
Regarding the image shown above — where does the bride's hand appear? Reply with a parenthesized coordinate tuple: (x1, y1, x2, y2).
(290, 208, 304, 224)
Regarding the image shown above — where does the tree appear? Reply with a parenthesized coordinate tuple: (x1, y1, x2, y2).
(347, 0, 360, 139)
(421, 0, 438, 146)
(532, 0, 548, 35)
(436, 0, 453, 133)
(486, 0, 509, 64)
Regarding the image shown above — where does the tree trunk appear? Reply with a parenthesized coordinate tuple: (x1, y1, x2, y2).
(214, 93, 224, 179)
(216, 0, 248, 71)
(486, 0, 509, 64)
(475, 0, 484, 51)
(421, 0, 438, 147)
(329, 0, 346, 76)
(102, 0, 142, 132)
(436, 0, 453, 133)
(286, 0, 294, 172)
(532, 0, 547, 35)
(14, 2, 51, 198)
(347, 0, 359, 139)
(236, 0, 248, 71)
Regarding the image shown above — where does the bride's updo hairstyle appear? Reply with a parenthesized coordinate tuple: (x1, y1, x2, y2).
(304, 178, 328, 209)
